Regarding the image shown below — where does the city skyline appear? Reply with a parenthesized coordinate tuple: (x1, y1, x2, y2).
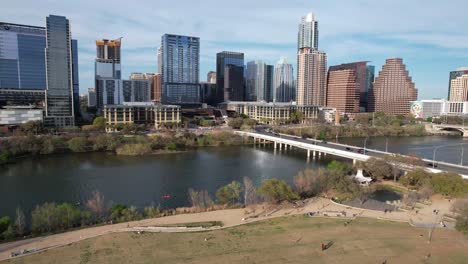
(1, 0, 468, 100)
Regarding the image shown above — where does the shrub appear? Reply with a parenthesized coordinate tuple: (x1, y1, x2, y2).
(116, 143, 152, 156)
(216, 181, 242, 205)
(68, 137, 89, 152)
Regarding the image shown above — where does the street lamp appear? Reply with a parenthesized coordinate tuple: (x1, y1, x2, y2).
(461, 145, 465, 166)
(363, 137, 369, 154)
(385, 137, 389, 153)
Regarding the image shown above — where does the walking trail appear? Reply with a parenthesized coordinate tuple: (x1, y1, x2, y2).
(0, 196, 455, 261)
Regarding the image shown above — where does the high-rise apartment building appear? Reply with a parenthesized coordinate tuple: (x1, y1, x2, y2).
(207, 71, 216, 84)
(0, 22, 46, 90)
(298, 12, 319, 50)
(273, 57, 294, 102)
(95, 38, 122, 111)
(122, 73, 153, 102)
(216, 51, 244, 103)
(44, 15, 75, 127)
(326, 62, 369, 113)
(160, 34, 200, 104)
(265, 65, 274, 102)
(152, 74, 162, 103)
(296, 48, 327, 106)
(368, 58, 418, 115)
(448, 67, 468, 101)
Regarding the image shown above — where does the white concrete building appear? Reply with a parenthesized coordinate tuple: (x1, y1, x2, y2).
(0, 106, 43, 125)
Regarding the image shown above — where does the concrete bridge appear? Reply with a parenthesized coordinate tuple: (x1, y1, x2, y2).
(235, 130, 468, 179)
(432, 124, 468, 137)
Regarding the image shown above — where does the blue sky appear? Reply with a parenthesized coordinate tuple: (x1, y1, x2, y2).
(2, 0, 468, 99)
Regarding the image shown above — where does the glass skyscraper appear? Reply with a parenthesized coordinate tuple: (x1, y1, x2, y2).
(274, 57, 295, 102)
(160, 34, 200, 104)
(216, 51, 244, 103)
(72, 39, 79, 118)
(44, 15, 75, 127)
(0, 22, 46, 90)
(298, 12, 319, 50)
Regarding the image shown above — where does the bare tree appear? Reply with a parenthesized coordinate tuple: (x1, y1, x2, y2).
(15, 207, 26, 236)
(243, 177, 258, 205)
(86, 190, 107, 219)
(188, 189, 214, 209)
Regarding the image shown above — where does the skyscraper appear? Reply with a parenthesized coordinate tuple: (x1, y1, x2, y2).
(216, 51, 244, 103)
(326, 68, 359, 113)
(0, 22, 46, 90)
(273, 57, 294, 102)
(152, 74, 162, 103)
(448, 73, 468, 102)
(368, 58, 418, 115)
(224, 65, 244, 101)
(207, 71, 216, 84)
(88, 88, 96, 107)
(246, 60, 266, 101)
(122, 73, 152, 102)
(160, 34, 200, 104)
(265, 65, 274, 102)
(44, 15, 75, 127)
(296, 48, 327, 106)
(326, 62, 369, 113)
(448, 67, 468, 101)
(95, 38, 122, 111)
(365, 65, 375, 111)
(71, 39, 79, 118)
(298, 12, 319, 50)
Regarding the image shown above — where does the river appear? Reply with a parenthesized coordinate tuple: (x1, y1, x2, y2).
(1, 136, 467, 218)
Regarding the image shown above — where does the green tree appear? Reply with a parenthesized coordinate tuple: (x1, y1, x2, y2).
(216, 181, 242, 205)
(430, 173, 468, 197)
(362, 158, 394, 180)
(228, 118, 244, 129)
(31, 202, 59, 233)
(68, 137, 89, 152)
(56, 203, 82, 229)
(20, 121, 44, 135)
(399, 169, 431, 189)
(0, 216, 12, 234)
(327, 160, 352, 175)
(452, 199, 468, 234)
(92, 117, 106, 129)
(258, 179, 299, 203)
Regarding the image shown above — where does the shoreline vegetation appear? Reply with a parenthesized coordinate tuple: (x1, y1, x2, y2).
(1, 159, 467, 244)
(0, 130, 249, 164)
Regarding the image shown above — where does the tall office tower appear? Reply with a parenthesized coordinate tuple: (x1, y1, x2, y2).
(216, 51, 244, 103)
(326, 62, 368, 113)
(44, 15, 75, 127)
(298, 12, 319, 50)
(200, 82, 217, 105)
(327, 69, 359, 113)
(365, 65, 375, 111)
(71, 39, 79, 118)
(265, 65, 274, 102)
(95, 38, 122, 111)
(368, 58, 418, 115)
(207, 71, 216, 84)
(88, 88, 96, 107)
(0, 22, 46, 90)
(224, 65, 244, 101)
(448, 67, 468, 100)
(296, 48, 327, 106)
(246, 60, 267, 101)
(273, 57, 295, 102)
(160, 34, 200, 104)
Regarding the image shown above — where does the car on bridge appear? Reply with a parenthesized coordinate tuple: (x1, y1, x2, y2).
(357, 149, 365, 154)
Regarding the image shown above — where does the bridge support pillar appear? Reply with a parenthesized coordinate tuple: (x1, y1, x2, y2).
(464, 131, 468, 137)
(279, 143, 282, 151)
(313, 151, 316, 157)
(353, 159, 356, 165)
(307, 149, 310, 158)
(274, 142, 277, 149)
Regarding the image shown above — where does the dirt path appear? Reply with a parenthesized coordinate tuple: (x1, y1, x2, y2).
(0, 197, 454, 262)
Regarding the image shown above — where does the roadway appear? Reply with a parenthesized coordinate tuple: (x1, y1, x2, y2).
(245, 129, 468, 178)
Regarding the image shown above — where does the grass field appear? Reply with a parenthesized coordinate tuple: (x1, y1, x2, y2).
(3, 216, 468, 264)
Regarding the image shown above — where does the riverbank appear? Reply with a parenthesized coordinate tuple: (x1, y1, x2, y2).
(0, 195, 461, 262)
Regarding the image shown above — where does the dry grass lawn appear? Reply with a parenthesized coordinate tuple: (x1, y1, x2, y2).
(3, 216, 468, 264)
